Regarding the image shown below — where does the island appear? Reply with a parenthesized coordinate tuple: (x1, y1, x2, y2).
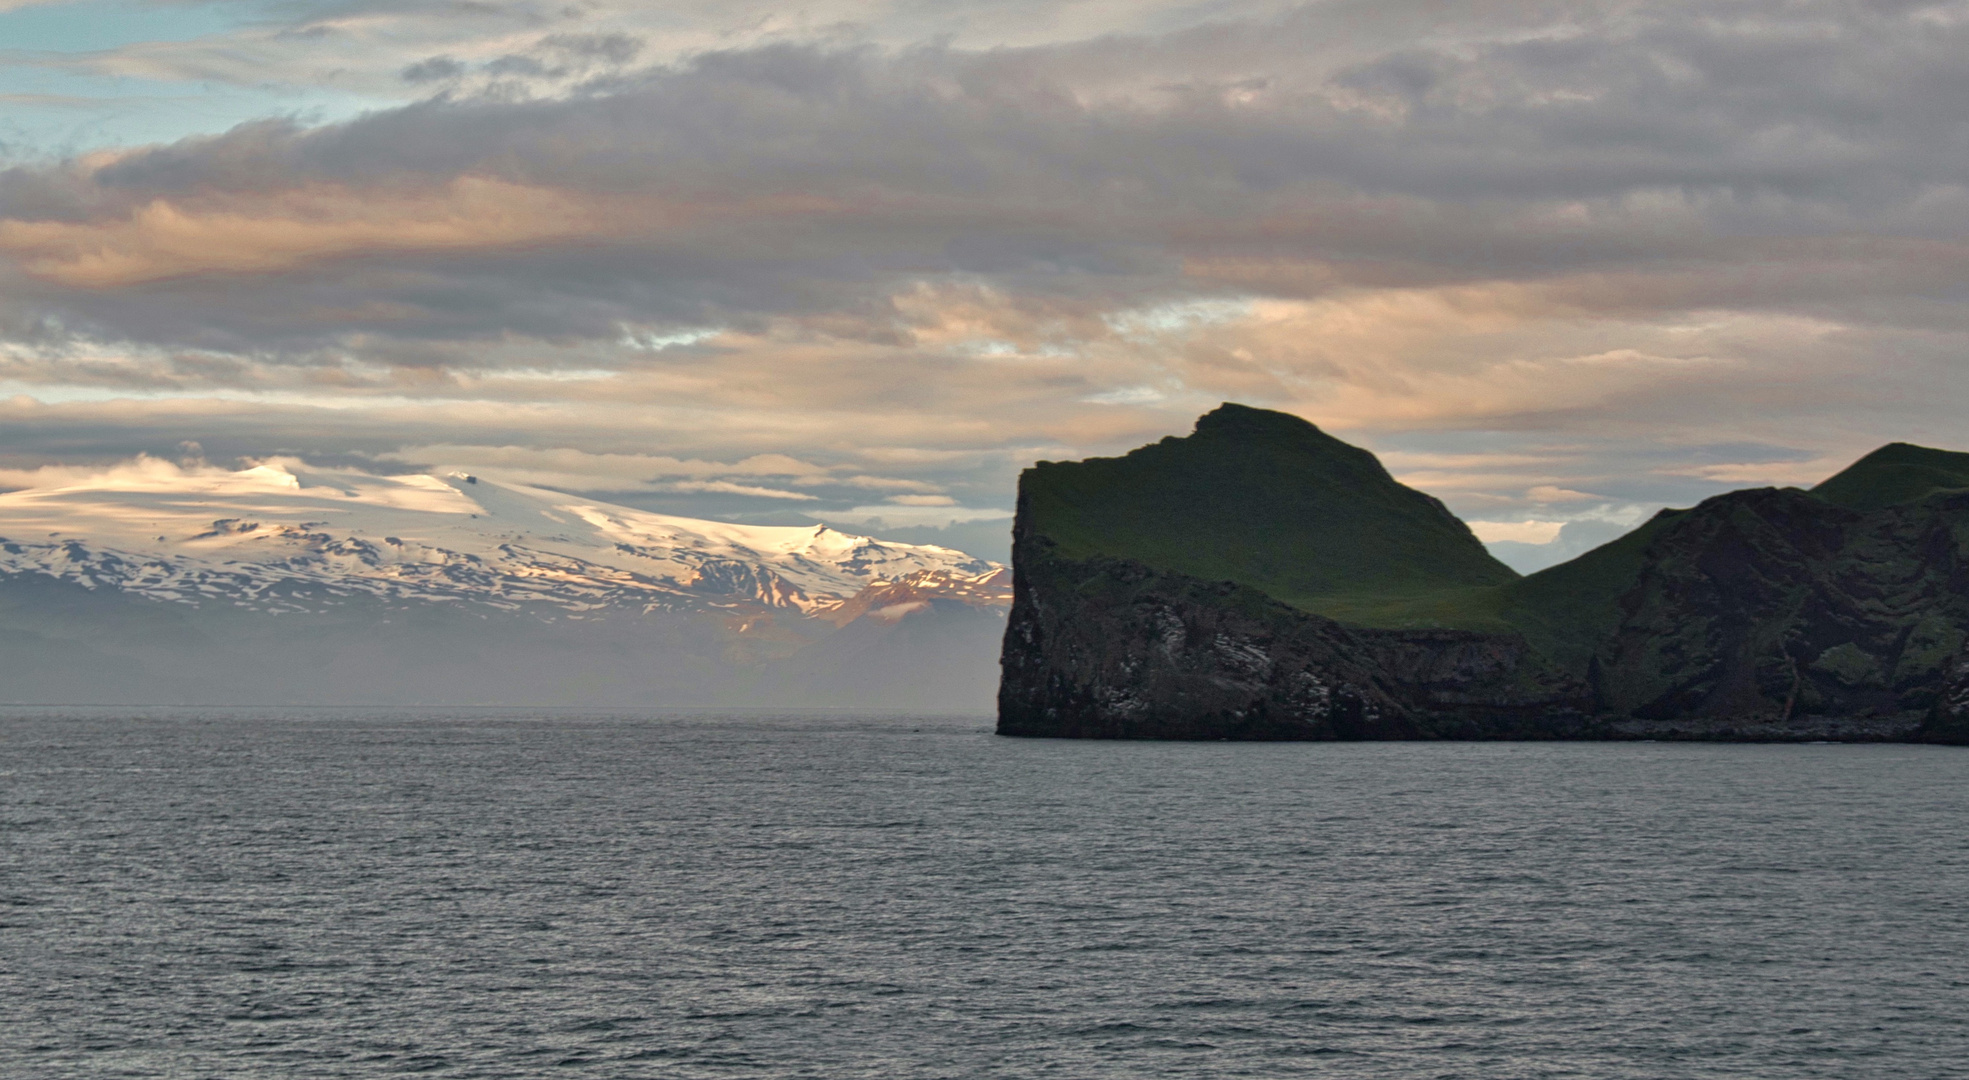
(998, 403, 1969, 742)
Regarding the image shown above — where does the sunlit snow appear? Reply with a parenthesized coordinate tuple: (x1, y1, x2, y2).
(0, 460, 1000, 617)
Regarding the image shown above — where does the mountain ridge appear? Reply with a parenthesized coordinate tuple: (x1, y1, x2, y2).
(0, 459, 1011, 708)
(0, 459, 996, 618)
(999, 404, 1969, 742)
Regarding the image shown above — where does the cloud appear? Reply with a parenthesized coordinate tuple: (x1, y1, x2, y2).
(401, 56, 466, 84)
(1659, 459, 1846, 487)
(820, 504, 1016, 528)
(374, 444, 965, 504)
(0, 1, 1967, 524)
(0, 451, 225, 493)
(1526, 484, 1604, 504)
(381, 444, 829, 486)
(0, 177, 596, 286)
(666, 479, 816, 500)
(6, 11, 1959, 341)
(22, 0, 1310, 107)
(1466, 519, 1566, 545)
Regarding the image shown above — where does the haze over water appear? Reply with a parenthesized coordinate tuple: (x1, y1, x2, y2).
(4, 710, 1966, 1078)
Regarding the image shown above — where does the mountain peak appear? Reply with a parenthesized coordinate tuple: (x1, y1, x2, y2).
(1194, 401, 1319, 434)
(1018, 402, 1515, 619)
(1811, 441, 1969, 511)
(1191, 403, 1352, 450)
(0, 460, 1000, 618)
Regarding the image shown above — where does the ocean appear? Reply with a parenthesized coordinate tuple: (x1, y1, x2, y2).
(3, 709, 1966, 1078)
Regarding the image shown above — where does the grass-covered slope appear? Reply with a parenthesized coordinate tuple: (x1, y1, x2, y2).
(1020, 404, 1518, 620)
(1809, 442, 1969, 511)
(1022, 404, 1969, 653)
(1492, 508, 1689, 670)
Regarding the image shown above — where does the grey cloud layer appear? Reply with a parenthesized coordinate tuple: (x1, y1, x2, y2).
(0, 0, 1966, 529)
(12, 4, 1968, 335)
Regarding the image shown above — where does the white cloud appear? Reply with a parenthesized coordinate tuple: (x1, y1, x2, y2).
(821, 505, 1015, 528)
(1467, 519, 1566, 544)
(1658, 459, 1844, 487)
(666, 480, 817, 501)
(1526, 484, 1605, 504)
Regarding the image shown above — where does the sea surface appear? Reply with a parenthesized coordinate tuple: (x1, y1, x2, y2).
(3, 709, 1967, 1079)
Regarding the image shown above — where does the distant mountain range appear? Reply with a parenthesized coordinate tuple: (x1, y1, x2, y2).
(0, 461, 1009, 707)
(1000, 404, 1969, 742)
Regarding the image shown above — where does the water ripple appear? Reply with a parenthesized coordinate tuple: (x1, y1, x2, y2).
(2, 708, 1966, 1078)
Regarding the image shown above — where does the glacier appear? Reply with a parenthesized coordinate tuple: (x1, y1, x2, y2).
(0, 460, 1010, 708)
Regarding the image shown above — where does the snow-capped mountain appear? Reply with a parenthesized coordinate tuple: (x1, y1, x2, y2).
(0, 459, 1012, 709)
(0, 458, 1002, 618)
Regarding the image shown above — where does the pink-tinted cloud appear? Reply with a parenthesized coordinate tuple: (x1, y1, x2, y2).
(0, 1, 1965, 532)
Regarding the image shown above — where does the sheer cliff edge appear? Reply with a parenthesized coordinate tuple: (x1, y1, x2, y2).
(997, 404, 1969, 742)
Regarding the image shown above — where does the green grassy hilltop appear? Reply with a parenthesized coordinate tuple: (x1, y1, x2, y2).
(1021, 404, 1519, 621)
(1808, 442, 1969, 511)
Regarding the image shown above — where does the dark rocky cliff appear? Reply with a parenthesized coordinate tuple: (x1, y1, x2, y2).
(998, 405, 1969, 743)
(998, 534, 1595, 739)
(1583, 486, 1969, 740)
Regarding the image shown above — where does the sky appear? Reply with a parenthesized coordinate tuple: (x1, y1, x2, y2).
(2, 0, 1967, 567)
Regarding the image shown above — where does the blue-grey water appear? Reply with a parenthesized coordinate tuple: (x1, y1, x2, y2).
(3, 710, 1967, 1078)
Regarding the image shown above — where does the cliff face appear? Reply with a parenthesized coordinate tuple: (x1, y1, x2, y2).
(998, 534, 1594, 740)
(999, 405, 1969, 743)
(1586, 487, 1969, 739)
